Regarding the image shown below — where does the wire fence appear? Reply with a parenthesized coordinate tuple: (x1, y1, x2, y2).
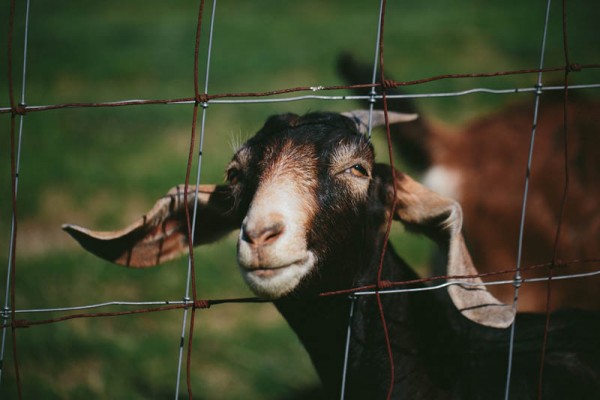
(1, 0, 599, 399)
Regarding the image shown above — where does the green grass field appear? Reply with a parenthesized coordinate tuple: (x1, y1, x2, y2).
(1, 0, 599, 398)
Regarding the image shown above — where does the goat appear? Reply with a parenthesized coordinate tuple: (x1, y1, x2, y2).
(338, 53, 600, 313)
(63, 111, 600, 398)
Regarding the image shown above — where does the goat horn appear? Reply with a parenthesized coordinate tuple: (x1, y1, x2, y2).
(342, 110, 418, 134)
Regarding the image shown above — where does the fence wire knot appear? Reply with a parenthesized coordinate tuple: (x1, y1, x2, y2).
(378, 280, 394, 289)
(195, 93, 210, 107)
(12, 103, 27, 116)
(568, 63, 582, 72)
(534, 83, 544, 95)
(512, 275, 523, 289)
(194, 300, 211, 309)
(382, 79, 398, 89)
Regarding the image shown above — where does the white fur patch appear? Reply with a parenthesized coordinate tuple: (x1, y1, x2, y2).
(237, 155, 318, 298)
(422, 166, 462, 200)
(240, 251, 316, 299)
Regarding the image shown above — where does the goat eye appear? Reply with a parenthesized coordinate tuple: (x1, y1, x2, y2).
(226, 168, 241, 185)
(348, 164, 369, 178)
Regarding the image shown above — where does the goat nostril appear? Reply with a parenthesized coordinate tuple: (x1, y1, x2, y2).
(242, 222, 284, 246)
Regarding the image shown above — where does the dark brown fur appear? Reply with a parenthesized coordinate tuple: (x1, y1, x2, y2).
(64, 111, 600, 399)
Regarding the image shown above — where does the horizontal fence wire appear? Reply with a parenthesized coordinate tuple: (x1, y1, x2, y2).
(2, 81, 600, 115)
(1, 0, 599, 399)
(2, 258, 598, 328)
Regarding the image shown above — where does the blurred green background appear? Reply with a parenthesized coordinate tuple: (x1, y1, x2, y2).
(1, 0, 598, 398)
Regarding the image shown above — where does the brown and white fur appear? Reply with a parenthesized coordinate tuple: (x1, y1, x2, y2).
(63, 111, 599, 399)
(339, 53, 600, 312)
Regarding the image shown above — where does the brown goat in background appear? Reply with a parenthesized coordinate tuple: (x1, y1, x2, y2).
(339, 54, 600, 312)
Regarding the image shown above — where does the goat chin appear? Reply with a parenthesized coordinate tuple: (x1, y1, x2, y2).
(239, 251, 316, 299)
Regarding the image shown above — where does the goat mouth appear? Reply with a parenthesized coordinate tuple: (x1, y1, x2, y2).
(239, 253, 316, 298)
(243, 258, 308, 277)
(247, 265, 291, 278)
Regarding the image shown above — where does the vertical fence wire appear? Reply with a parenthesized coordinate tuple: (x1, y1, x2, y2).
(185, 0, 217, 394)
(366, 0, 386, 139)
(339, 1, 387, 398)
(503, 0, 553, 398)
(373, 1, 402, 398)
(537, 1, 574, 397)
(0, 1, 30, 395)
(174, 0, 215, 398)
(339, 295, 356, 400)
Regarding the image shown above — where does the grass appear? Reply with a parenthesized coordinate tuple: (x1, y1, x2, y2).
(1, 0, 599, 398)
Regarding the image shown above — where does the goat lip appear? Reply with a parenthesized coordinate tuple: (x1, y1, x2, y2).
(244, 261, 304, 275)
(240, 255, 312, 281)
(249, 268, 284, 278)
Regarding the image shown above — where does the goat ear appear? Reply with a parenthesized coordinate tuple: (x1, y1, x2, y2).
(376, 166, 515, 328)
(62, 185, 241, 268)
(341, 110, 418, 134)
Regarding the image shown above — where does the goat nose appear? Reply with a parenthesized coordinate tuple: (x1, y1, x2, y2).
(241, 221, 285, 246)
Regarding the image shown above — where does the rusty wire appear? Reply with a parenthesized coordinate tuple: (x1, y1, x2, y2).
(1, 258, 597, 331)
(1, 0, 599, 399)
(2, 65, 600, 116)
(535, 0, 575, 398)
